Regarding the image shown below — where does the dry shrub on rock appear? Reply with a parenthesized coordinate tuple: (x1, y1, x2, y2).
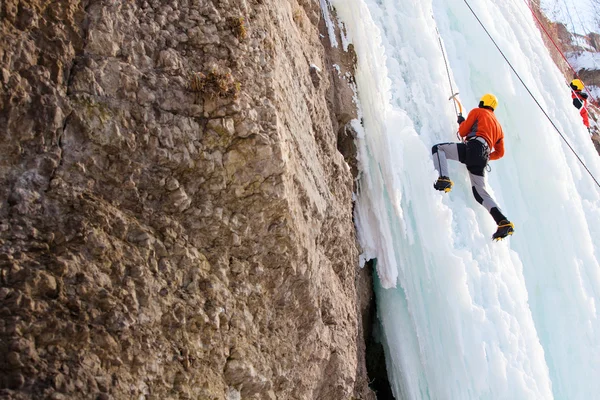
(189, 69, 241, 100)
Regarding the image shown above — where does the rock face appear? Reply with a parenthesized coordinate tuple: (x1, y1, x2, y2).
(0, 0, 374, 399)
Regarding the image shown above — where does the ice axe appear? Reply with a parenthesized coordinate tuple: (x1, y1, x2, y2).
(449, 92, 463, 116)
(449, 92, 464, 141)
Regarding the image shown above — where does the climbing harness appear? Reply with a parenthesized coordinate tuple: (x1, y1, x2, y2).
(461, 0, 600, 190)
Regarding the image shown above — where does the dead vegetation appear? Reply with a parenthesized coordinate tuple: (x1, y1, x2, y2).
(188, 69, 241, 99)
(227, 16, 247, 40)
(293, 7, 304, 29)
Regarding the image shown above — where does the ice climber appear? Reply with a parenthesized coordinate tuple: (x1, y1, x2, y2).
(569, 78, 590, 129)
(431, 93, 515, 240)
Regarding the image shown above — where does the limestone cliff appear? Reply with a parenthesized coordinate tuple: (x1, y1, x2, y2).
(0, 0, 375, 399)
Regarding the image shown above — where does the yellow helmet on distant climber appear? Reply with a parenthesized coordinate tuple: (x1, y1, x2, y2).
(479, 93, 498, 111)
(570, 79, 584, 91)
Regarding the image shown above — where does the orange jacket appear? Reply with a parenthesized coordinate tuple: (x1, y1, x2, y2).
(458, 108, 505, 160)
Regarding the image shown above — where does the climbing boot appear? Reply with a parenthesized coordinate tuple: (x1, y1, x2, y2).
(492, 220, 515, 241)
(434, 176, 453, 193)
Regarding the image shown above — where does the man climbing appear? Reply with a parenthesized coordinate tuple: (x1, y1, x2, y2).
(570, 78, 590, 130)
(431, 93, 515, 241)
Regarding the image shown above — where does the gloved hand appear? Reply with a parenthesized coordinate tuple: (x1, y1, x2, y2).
(573, 98, 583, 109)
(457, 115, 465, 124)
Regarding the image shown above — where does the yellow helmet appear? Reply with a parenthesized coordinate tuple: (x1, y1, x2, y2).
(570, 79, 584, 91)
(479, 93, 498, 110)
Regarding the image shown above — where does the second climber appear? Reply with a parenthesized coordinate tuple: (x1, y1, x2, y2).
(570, 78, 590, 130)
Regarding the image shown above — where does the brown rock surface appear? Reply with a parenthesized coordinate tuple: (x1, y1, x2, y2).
(0, 0, 375, 399)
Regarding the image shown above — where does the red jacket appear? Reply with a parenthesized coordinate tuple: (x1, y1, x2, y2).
(458, 108, 505, 160)
(572, 91, 590, 128)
